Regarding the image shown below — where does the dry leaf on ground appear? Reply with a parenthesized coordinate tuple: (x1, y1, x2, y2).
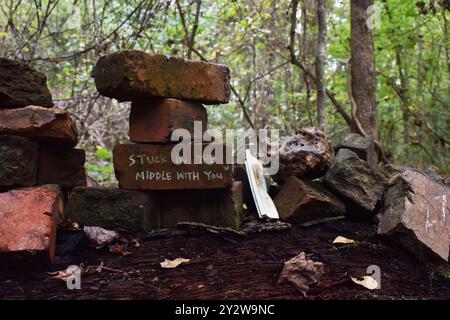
(160, 258, 191, 269)
(332, 236, 355, 244)
(350, 276, 378, 290)
(48, 265, 82, 281)
(278, 252, 324, 296)
(109, 243, 132, 256)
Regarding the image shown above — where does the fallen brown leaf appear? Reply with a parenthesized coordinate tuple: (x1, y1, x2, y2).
(278, 252, 324, 296)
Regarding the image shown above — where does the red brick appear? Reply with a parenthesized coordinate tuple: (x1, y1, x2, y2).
(38, 145, 87, 189)
(274, 176, 346, 225)
(129, 98, 207, 143)
(0, 106, 78, 147)
(113, 143, 233, 190)
(94, 50, 230, 104)
(0, 185, 64, 264)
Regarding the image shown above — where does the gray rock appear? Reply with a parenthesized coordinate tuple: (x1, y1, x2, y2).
(335, 133, 375, 166)
(324, 148, 387, 212)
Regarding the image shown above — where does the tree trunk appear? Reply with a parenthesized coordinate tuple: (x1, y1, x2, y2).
(350, 0, 378, 144)
(315, 0, 327, 130)
(301, 0, 314, 127)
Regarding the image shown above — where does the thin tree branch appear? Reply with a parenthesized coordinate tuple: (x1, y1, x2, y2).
(287, 0, 353, 128)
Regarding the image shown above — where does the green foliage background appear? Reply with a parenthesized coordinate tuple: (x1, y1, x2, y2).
(0, 0, 448, 183)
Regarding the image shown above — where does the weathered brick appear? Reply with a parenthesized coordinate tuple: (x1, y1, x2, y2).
(150, 182, 243, 230)
(113, 143, 233, 190)
(66, 187, 155, 232)
(274, 176, 346, 225)
(0, 185, 63, 264)
(129, 98, 207, 143)
(0, 135, 38, 188)
(38, 145, 86, 189)
(94, 50, 231, 104)
(0, 58, 53, 108)
(0, 106, 78, 147)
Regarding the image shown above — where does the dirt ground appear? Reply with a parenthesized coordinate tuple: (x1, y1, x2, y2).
(1, 219, 449, 300)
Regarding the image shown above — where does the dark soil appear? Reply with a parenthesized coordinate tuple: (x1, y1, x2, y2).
(1, 219, 449, 300)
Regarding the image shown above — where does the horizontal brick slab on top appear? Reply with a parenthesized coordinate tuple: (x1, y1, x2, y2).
(129, 98, 207, 144)
(94, 50, 231, 104)
(0, 106, 78, 147)
(113, 143, 233, 190)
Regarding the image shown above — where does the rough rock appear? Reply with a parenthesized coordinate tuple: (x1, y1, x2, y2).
(274, 176, 346, 225)
(113, 143, 233, 190)
(335, 133, 375, 166)
(94, 50, 230, 104)
(0, 106, 78, 147)
(324, 148, 387, 212)
(378, 169, 450, 261)
(38, 146, 86, 189)
(151, 182, 243, 230)
(385, 164, 447, 185)
(0, 185, 63, 264)
(0, 58, 53, 108)
(278, 252, 324, 296)
(0, 135, 38, 188)
(273, 128, 332, 183)
(129, 98, 207, 143)
(66, 187, 155, 232)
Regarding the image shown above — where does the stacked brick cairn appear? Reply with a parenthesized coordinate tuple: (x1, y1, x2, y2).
(66, 50, 243, 232)
(0, 58, 86, 264)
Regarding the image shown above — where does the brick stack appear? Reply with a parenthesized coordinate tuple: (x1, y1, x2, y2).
(66, 50, 243, 232)
(0, 58, 86, 264)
